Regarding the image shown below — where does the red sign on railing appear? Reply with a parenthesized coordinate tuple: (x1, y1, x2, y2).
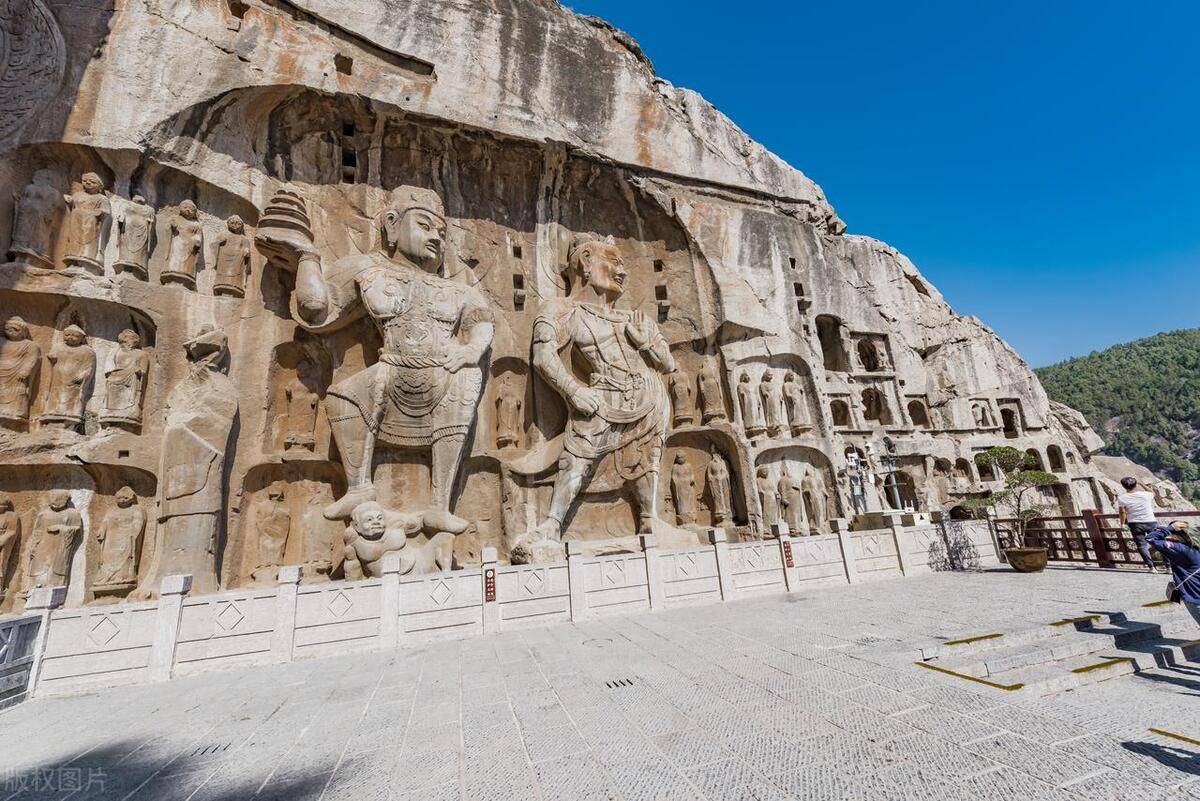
(781, 540, 794, 568)
(484, 568, 496, 602)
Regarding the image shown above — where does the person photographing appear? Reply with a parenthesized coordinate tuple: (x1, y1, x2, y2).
(1146, 520, 1200, 625)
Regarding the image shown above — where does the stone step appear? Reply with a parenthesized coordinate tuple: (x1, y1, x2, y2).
(987, 636, 1200, 696)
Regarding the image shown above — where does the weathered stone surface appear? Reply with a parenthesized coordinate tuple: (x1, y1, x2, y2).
(0, 0, 1183, 608)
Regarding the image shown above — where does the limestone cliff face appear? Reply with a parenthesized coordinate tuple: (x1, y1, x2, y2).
(0, 0, 1153, 607)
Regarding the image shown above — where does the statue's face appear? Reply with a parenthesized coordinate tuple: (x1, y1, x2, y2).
(227, 216, 244, 234)
(180, 202, 198, 221)
(391, 209, 446, 271)
(132, 195, 146, 206)
(115, 489, 135, 507)
(118, 331, 139, 350)
(64, 329, 85, 347)
(49, 491, 70, 510)
(353, 504, 387, 540)
(82, 174, 102, 194)
(583, 243, 626, 301)
(4, 320, 25, 340)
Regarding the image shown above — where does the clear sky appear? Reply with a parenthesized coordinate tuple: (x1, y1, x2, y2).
(565, 1, 1200, 367)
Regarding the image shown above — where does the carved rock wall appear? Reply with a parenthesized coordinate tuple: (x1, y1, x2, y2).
(0, 0, 1152, 609)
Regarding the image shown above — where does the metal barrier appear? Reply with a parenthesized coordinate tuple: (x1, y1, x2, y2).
(994, 509, 1200, 567)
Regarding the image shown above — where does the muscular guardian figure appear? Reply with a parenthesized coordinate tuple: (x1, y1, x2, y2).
(258, 187, 494, 530)
(513, 235, 676, 561)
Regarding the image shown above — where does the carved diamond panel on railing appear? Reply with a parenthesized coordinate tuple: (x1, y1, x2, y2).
(522, 568, 546, 596)
(214, 602, 245, 633)
(602, 560, 626, 587)
(88, 615, 121, 647)
(327, 591, 353, 619)
(429, 579, 453, 607)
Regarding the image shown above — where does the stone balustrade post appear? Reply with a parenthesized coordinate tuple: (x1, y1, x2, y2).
(883, 512, 909, 575)
(271, 566, 302, 663)
(771, 522, 799, 591)
(830, 518, 859, 585)
(481, 547, 500, 634)
(708, 528, 733, 601)
(567, 542, 588, 622)
(23, 586, 66, 698)
(149, 574, 191, 683)
(641, 533, 666, 609)
(378, 552, 403, 649)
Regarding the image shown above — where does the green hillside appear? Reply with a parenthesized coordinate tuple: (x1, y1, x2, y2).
(1035, 328, 1200, 498)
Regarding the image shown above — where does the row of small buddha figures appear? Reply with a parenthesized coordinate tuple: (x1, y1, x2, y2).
(8, 171, 252, 296)
(0, 316, 148, 432)
(734, 369, 811, 440)
(0, 488, 144, 604)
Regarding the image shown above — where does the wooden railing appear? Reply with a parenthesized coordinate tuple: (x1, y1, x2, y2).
(994, 509, 1200, 567)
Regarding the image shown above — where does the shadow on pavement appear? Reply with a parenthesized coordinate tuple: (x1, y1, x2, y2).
(1121, 740, 1200, 778)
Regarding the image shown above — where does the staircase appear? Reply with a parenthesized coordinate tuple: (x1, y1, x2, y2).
(919, 601, 1200, 695)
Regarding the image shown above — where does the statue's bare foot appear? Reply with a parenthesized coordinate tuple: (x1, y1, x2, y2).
(423, 508, 469, 535)
(324, 485, 378, 520)
(510, 520, 563, 565)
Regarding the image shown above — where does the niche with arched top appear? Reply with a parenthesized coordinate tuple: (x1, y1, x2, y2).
(907, 399, 931, 428)
(861, 387, 892, 426)
(815, 315, 850, 372)
(830, 399, 851, 428)
(1047, 445, 1066, 473)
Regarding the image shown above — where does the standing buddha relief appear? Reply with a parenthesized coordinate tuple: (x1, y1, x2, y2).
(256, 185, 495, 535)
(9, 170, 62, 268)
(114, 196, 155, 279)
(0, 316, 41, 430)
(39, 324, 96, 431)
(61, 173, 110, 274)
(100, 329, 150, 429)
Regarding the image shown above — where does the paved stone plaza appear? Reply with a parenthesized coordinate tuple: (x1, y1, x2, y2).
(2, 567, 1198, 801)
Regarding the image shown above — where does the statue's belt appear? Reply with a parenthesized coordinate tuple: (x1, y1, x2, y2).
(379, 350, 448, 369)
(586, 374, 657, 424)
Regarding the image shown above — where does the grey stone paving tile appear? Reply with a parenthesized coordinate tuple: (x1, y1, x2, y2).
(973, 703, 1092, 745)
(682, 760, 795, 801)
(651, 729, 733, 769)
(892, 705, 1004, 744)
(520, 723, 589, 763)
(879, 731, 999, 782)
(821, 704, 922, 744)
(836, 684, 927, 716)
(963, 733, 1106, 787)
(908, 683, 1008, 714)
(1059, 769, 1177, 801)
(949, 766, 1080, 801)
(532, 754, 621, 801)
(320, 753, 397, 801)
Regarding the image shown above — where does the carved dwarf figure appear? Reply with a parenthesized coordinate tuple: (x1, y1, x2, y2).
(669, 372, 693, 427)
(509, 235, 676, 562)
(212, 214, 252, 297)
(705, 450, 733, 526)
(101, 329, 149, 429)
(25, 490, 82, 593)
(759, 371, 786, 437)
(9, 170, 62, 268)
(341, 500, 452, 579)
(669, 453, 697, 525)
(252, 481, 291, 582)
(161, 200, 203, 288)
(256, 186, 495, 527)
(0, 497, 20, 601)
(756, 466, 780, 530)
(737, 372, 765, 438)
(93, 486, 146, 590)
(114, 195, 155, 278)
(38, 325, 95, 430)
(0, 316, 41, 429)
(777, 469, 807, 534)
(284, 358, 319, 452)
(134, 325, 237, 598)
(697, 359, 726, 423)
(62, 172, 110, 273)
(782, 372, 810, 434)
(494, 372, 523, 449)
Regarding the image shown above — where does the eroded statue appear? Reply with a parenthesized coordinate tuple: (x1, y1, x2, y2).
(213, 214, 251, 297)
(669, 372, 693, 427)
(256, 186, 495, 530)
(0, 316, 41, 429)
(509, 234, 676, 563)
(705, 450, 733, 526)
(756, 466, 780, 531)
(777, 469, 806, 533)
(38, 324, 96, 430)
(93, 486, 146, 594)
(114, 195, 155, 279)
(161, 200, 203, 288)
(669, 452, 697, 525)
(283, 358, 319, 452)
(9, 170, 62, 268)
(759, 371, 786, 437)
(494, 372, 523, 449)
(737, 371, 765, 438)
(697, 359, 726, 424)
(251, 481, 290, 583)
(62, 173, 110, 274)
(134, 325, 237, 598)
(782, 372, 810, 434)
(0, 497, 20, 601)
(100, 328, 149, 429)
(24, 490, 82, 595)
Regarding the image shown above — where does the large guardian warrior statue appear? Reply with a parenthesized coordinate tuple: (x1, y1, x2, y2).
(510, 235, 676, 563)
(257, 186, 495, 531)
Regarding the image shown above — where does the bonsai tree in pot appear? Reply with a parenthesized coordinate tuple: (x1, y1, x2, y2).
(964, 446, 1058, 572)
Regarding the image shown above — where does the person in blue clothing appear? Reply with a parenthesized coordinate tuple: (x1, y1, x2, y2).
(1147, 520, 1200, 625)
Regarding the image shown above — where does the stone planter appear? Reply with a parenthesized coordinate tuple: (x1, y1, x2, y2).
(1005, 546, 1048, 573)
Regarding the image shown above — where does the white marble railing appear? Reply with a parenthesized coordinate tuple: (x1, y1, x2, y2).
(5, 517, 998, 702)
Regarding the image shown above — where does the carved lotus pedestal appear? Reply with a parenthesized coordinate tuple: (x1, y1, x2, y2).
(1005, 546, 1048, 573)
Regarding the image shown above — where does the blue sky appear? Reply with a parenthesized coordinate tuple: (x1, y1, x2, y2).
(566, 1, 1200, 367)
